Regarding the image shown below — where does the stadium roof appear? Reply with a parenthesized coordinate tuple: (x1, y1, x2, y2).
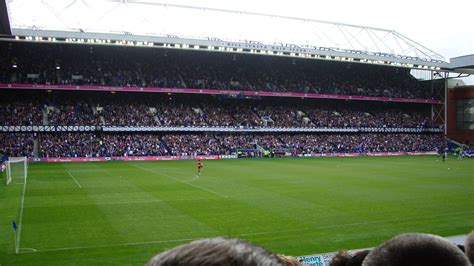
(1, 0, 456, 70)
(0, 0, 11, 35)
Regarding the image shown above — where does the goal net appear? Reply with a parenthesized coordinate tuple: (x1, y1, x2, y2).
(5, 157, 28, 185)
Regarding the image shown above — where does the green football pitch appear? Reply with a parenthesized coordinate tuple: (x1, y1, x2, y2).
(1, 156, 473, 265)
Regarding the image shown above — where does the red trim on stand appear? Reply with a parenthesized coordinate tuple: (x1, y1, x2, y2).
(0, 83, 441, 104)
(28, 152, 437, 163)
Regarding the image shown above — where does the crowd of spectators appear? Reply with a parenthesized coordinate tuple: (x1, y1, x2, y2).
(0, 90, 44, 125)
(38, 133, 169, 157)
(1, 133, 443, 158)
(0, 91, 438, 129)
(48, 102, 99, 126)
(38, 133, 98, 158)
(306, 108, 431, 128)
(280, 133, 443, 154)
(101, 104, 157, 126)
(0, 41, 441, 99)
(0, 133, 34, 157)
(162, 134, 223, 156)
(0, 103, 44, 126)
(100, 134, 168, 157)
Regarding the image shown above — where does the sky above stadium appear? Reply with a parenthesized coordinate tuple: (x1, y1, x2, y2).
(8, 0, 473, 60)
(182, 0, 473, 60)
(7, 0, 474, 83)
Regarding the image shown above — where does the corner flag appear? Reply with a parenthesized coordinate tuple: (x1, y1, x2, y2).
(13, 221, 17, 231)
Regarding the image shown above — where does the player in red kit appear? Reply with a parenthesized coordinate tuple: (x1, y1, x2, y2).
(197, 160, 203, 176)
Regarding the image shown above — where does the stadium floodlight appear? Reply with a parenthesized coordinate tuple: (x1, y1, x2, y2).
(5, 157, 28, 186)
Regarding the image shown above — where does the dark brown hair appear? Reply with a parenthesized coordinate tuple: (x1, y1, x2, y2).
(362, 233, 470, 266)
(146, 237, 282, 266)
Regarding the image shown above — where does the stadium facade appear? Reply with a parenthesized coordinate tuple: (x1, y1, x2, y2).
(1, 2, 473, 265)
(0, 0, 472, 160)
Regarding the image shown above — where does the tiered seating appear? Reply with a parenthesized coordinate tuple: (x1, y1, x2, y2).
(0, 41, 440, 99)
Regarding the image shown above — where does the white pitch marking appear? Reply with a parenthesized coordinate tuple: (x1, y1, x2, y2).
(183, 175, 200, 182)
(67, 172, 82, 189)
(131, 164, 228, 198)
(16, 169, 28, 253)
(23, 198, 216, 209)
(20, 248, 37, 252)
(22, 237, 198, 253)
(94, 199, 163, 206)
(23, 209, 474, 254)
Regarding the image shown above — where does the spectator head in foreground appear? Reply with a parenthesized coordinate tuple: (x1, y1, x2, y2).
(465, 230, 474, 265)
(362, 233, 470, 266)
(346, 250, 370, 266)
(146, 237, 283, 266)
(330, 250, 352, 266)
(276, 254, 301, 266)
(330, 250, 370, 266)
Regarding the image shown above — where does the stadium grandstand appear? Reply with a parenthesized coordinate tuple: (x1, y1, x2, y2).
(0, 1, 473, 265)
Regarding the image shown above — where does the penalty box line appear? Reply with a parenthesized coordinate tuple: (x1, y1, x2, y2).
(22, 210, 474, 254)
(67, 171, 83, 189)
(130, 164, 228, 199)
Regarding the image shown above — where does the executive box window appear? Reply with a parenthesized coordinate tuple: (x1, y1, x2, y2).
(457, 99, 474, 130)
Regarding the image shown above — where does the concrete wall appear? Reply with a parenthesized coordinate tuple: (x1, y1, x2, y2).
(447, 86, 474, 144)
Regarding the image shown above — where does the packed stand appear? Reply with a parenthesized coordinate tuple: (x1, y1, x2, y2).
(38, 133, 98, 158)
(48, 102, 99, 126)
(0, 91, 44, 125)
(304, 107, 432, 128)
(0, 91, 437, 129)
(158, 104, 208, 127)
(1, 133, 443, 158)
(281, 133, 444, 154)
(99, 134, 169, 157)
(0, 133, 34, 157)
(0, 103, 43, 126)
(162, 134, 223, 156)
(101, 104, 158, 126)
(0, 41, 440, 100)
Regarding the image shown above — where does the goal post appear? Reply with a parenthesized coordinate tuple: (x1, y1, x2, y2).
(5, 157, 28, 185)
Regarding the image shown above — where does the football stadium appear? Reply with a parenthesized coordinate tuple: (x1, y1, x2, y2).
(1, 1, 473, 265)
